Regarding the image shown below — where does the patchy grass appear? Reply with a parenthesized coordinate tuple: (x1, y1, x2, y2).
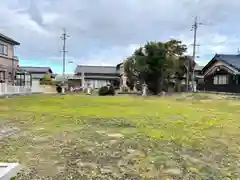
(1, 94, 240, 179)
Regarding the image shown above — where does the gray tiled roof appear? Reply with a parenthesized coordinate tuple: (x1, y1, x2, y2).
(69, 75, 119, 80)
(214, 54, 240, 70)
(20, 66, 53, 73)
(84, 76, 119, 80)
(75, 65, 117, 74)
(31, 74, 45, 79)
(0, 33, 20, 45)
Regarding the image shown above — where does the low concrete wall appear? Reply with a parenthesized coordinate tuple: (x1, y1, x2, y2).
(39, 85, 57, 94)
(0, 92, 43, 99)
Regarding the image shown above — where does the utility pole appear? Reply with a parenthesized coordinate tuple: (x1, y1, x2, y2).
(60, 28, 69, 93)
(191, 16, 203, 92)
(185, 58, 189, 92)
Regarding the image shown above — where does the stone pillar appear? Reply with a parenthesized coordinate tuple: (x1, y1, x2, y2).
(120, 75, 123, 91)
(87, 85, 91, 95)
(120, 73, 129, 92)
(133, 84, 137, 92)
(81, 72, 85, 89)
(122, 74, 127, 87)
(142, 83, 147, 96)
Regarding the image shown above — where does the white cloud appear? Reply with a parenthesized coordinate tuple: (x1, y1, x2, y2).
(0, 0, 240, 69)
(76, 44, 141, 66)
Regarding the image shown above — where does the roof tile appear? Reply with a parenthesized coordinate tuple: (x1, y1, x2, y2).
(20, 66, 53, 73)
(215, 54, 240, 70)
(75, 65, 117, 74)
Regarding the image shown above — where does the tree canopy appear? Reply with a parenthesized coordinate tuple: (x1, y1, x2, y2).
(40, 74, 52, 85)
(123, 40, 195, 94)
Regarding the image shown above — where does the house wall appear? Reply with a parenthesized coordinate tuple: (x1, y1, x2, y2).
(68, 79, 81, 87)
(198, 68, 240, 93)
(198, 83, 240, 93)
(0, 39, 14, 58)
(68, 79, 113, 89)
(204, 69, 236, 85)
(74, 71, 119, 89)
(0, 39, 19, 83)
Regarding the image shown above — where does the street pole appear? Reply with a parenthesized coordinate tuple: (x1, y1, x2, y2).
(185, 60, 189, 91)
(60, 28, 69, 93)
(12, 46, 15, 85)
(191, 17, 197, 92)
(191, 16, 203, 92)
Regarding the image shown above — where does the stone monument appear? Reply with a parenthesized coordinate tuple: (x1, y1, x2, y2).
(120, 74, 129, 92)
(142, 83, 147, 96)
(70, 86, 73, 93)
(87, 83, 92, 95)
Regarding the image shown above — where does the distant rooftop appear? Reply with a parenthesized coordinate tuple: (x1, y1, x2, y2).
(0, 33, 20, 45)
(214, 54, 240, 70)
(75, 65, 117, 74)
(20, 66, 53, 73)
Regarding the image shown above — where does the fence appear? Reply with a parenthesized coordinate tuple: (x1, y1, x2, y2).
(197, 84, 240, 93)
(0, 83, 42, 96)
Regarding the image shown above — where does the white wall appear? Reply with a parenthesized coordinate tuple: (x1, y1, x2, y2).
(31, 79, 41, 92)
(85, 79, 108, 89)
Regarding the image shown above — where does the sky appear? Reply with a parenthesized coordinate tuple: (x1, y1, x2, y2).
(1, 0, 240, 73)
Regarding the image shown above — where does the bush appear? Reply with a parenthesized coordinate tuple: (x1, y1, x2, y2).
(40, 74, 52, 85)
(98, 85, 115, 96)
(56, 85, 62, 93)
(108, 85, 115, 95)
(98, 86, 109, 96)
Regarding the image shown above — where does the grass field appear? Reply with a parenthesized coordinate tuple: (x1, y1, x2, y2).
(1, 94, 240, 179)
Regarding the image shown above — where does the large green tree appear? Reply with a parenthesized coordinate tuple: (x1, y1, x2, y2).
(124, 40, 193, 94)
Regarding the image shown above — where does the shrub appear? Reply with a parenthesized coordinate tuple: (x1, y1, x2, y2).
(108, 85, 115, 95)
(56, 85, 62, 93)
(98, 85, 115, 96)
(98, 86, 109, 96)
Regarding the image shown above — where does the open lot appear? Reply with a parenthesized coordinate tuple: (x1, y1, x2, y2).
(1, 94, 240, 179)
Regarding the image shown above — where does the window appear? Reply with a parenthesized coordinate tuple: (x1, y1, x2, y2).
(213, 75, 228, 85)
(15, 73, 31, 86)
(0, 44, 8, 55)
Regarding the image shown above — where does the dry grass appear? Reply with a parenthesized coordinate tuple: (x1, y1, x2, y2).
(0, 94, 240, 179)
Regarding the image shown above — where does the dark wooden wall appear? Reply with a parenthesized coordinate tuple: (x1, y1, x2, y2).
(197, 69, 240, 93)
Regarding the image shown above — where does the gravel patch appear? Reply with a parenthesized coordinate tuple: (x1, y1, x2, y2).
(0, 126, 20, 140)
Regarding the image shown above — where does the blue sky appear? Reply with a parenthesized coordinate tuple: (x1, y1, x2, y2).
(20, 59, 76, 73)
(1, 0, 240, 74)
